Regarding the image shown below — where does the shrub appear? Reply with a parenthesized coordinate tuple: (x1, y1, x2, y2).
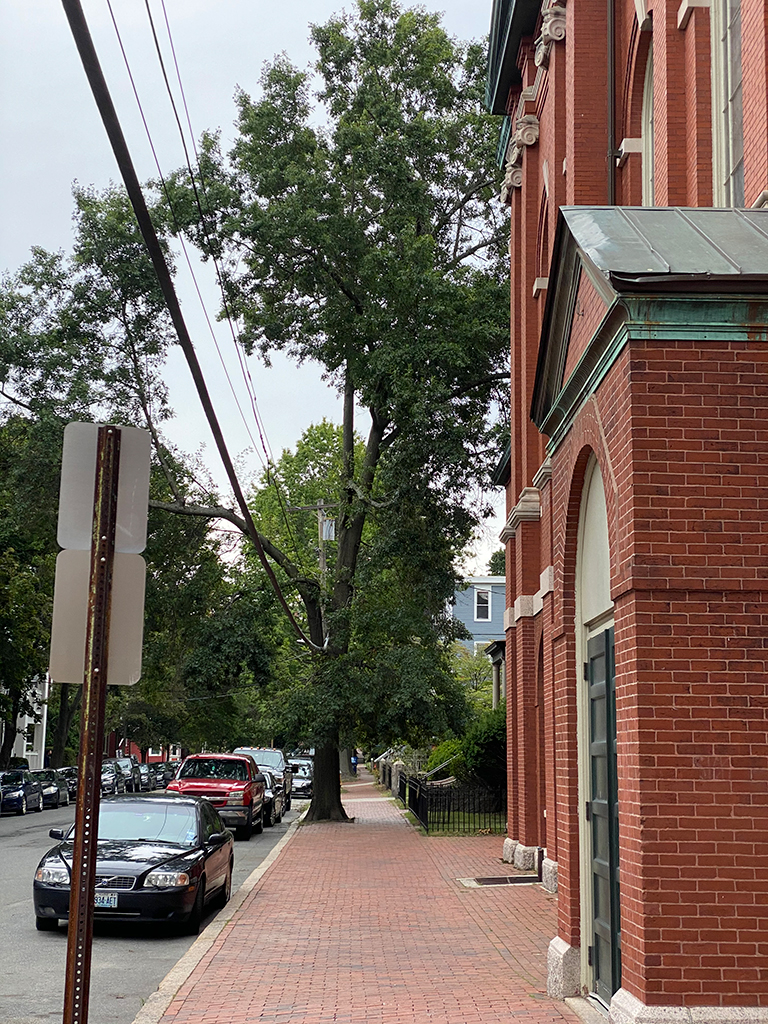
(455, 705, 506, 790)
(425, 738, 464, 780)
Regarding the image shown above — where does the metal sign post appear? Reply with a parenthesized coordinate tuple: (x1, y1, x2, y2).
(62, 426, 121, 1024)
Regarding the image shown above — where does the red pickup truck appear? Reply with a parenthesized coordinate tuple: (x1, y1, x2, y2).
(166, 753, 265, 840)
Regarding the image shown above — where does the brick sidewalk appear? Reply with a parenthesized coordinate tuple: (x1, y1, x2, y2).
(150, 771, 581, 1024)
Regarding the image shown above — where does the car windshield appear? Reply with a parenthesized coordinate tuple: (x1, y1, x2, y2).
(293, 763, 312, 777)
(179, 759, 247, 781)
(1, 771, 24, 786)
(32, 770, 55, 781)
(245, 749, 281, 769)
(97, 803, 199, 846)
(102, 764, 115, 775)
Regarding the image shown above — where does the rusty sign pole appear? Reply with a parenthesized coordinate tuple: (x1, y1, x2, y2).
(63, 426, 121, 1024)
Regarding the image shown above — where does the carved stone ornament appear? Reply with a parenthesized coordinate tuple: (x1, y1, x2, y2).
(515, 114, 540, 148)
(535, 0, 567, 68)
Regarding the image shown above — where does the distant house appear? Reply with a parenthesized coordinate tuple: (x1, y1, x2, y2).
(452, 576, 506, 655)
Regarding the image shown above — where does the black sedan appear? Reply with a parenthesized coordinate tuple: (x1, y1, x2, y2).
(1, 769, 44, 815)
(33, 794, 234, 934)
(58, 767, 79, 800)
(31, 769, 70, 809)
(100, 760, 126, 796)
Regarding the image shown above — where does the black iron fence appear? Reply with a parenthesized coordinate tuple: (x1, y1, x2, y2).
(399, 774, 506, 835)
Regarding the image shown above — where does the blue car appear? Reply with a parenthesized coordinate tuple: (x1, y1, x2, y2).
(1, 769, 44, 815)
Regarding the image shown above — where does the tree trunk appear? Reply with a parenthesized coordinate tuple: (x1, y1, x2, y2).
(339, 747, 354, 778)
(0, 695, 21, 769)
(50, 683, 81, 767)
(304, 742, 351, 822)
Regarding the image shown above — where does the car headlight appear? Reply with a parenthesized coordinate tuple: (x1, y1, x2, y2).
(226, 791, 246, 805)
(6, 789, 24, 799)
(145, 869, 191, 888)
(35, 864, 70, 886)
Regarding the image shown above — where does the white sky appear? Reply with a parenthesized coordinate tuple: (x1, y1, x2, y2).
(0, 0, 505, 572)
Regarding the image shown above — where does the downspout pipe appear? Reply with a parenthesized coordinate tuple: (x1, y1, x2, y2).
(608, 0, 616, 204)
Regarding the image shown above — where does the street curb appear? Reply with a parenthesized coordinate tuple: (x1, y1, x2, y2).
(130, 810, 306, 1024)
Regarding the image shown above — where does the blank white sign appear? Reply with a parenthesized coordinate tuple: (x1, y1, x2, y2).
(49, 550, 146, 686)
(57, 422, 151, 554)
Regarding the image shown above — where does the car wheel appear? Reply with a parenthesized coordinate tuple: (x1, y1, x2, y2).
(285, 795, 291, 811)
(35, 916, 59, 932)
(16, 795, 27, 816)
(253, 806, 263, 835)
(265, 803, 275, 828)
(63, 790, 69, 807)
(54, 793, 60, 809)
(219, 863, 232, 908)
(236, 807, 252, 841)
(36, 793, 44, 812)
(275, 804, 282, 824)
(184, 879, 205, 935)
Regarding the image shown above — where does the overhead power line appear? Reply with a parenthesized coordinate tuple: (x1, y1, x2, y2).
(106, 0, 308, 573)
(60, 0, 324, 653)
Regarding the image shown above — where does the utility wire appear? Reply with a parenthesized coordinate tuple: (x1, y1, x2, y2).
(140, 0, 309, 571)
(106, 0, 311, 576)
(104, 0, 265, 472)
(60, 0, 323, 652)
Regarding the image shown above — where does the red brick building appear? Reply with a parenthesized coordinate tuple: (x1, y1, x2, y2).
(486, 1, 768, 1019)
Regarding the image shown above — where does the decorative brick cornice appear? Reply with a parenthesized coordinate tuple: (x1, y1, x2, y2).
(535, 0, 567, 68)
(500, 487, 541, 542)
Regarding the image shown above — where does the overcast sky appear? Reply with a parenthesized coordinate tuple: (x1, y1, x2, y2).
(0, 0, 505, 573)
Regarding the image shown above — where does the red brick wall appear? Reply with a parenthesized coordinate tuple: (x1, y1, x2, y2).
(501, 0, 768, 1007)
(561, 271, 610, 385)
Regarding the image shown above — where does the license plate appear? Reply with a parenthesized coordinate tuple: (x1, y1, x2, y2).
(94, 892, 118, 909)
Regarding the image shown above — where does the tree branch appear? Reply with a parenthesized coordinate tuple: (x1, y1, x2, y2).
(0, 386, 34, 412)
(447, 229, 507, 268)
(149, 499, 302, 580)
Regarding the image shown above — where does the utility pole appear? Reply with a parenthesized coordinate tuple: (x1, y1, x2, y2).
(286, 500, 337, 593)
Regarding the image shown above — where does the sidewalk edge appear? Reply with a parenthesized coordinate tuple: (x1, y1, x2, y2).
(130, 811, 306, 1024)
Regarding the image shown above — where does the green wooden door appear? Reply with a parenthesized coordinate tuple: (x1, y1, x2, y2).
(587, 627, 621, 1004)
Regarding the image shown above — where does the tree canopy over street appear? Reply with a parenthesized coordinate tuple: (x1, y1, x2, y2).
(159, 0, 509, 817)
(0, 1, 508, 808)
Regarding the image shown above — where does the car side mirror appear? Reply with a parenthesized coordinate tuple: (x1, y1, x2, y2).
(254, 773, 266, 783)
(49, 828, 65, 840)
(207, 832, 227, 846)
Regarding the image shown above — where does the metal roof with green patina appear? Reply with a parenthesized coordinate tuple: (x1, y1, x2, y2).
(531, 206, 768, 448)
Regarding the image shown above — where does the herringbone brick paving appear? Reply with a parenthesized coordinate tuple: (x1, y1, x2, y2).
(157, 770, 580, 1023)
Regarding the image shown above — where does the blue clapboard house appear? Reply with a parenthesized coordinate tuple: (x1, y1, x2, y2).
(452, 575, 506, 655)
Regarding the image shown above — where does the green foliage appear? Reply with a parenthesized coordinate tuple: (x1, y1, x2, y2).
(425, 737, 464, 780)
(455, 705, 507, 790)
(488, 548, 505, 576)
(452, 643, 494, 716)
(0, 187, 172, 424)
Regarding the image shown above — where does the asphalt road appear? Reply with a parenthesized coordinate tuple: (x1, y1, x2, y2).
(0, 795, 304, 1024)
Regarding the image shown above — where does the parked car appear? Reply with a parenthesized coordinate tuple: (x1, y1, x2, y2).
(138, 763, 156, 791)
(1, 769, 44, 815)
(166, 753, 265, 840)
(33, 793, 233, 933)
(114, 757, 141, 792)
(58, 767, 79, 800)
(261, 770, 285, 827)
(233, 747, 293, 810)
(100, 760, 126, 796)
(289, 758, 313, 800)
(153, 762, 180, 788)
(31, 769, 70, 809)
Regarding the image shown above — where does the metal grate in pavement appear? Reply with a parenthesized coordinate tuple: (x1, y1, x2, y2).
(457, 875, 538, 887)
